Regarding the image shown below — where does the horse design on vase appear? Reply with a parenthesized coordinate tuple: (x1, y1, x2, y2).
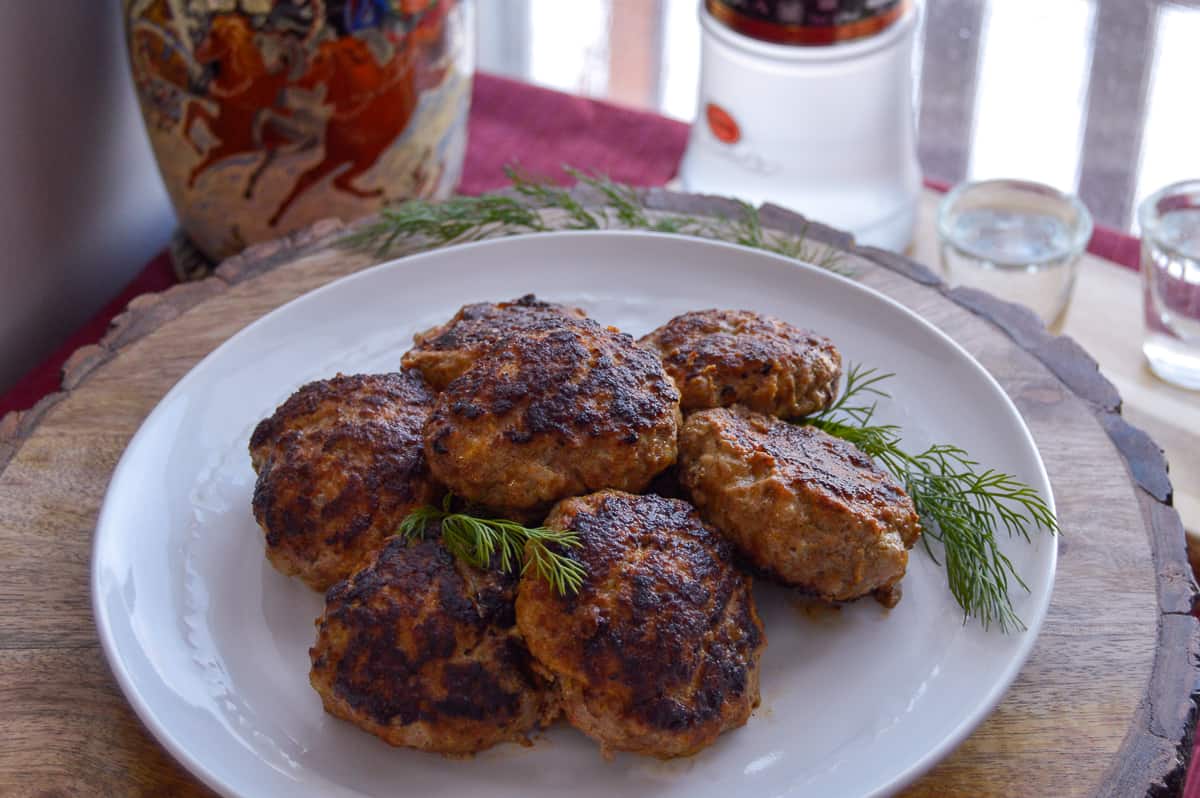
(124, 0, 473, 260)
(184, 15, 295, 195)
(268, 34, 418, 226)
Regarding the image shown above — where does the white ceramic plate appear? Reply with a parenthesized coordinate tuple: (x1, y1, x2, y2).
(92, 231, 1056, 798)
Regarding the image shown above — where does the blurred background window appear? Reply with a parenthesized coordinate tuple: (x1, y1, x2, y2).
(476, 0, 1198, 231)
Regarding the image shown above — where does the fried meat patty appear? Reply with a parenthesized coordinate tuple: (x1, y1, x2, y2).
(516, 491, 765, 758)
(678, 407, 921, 606)
(401, 294, 587, 390)
(310, 538, 557, 754)
(424, 319, 681, 516)
(249, 371, 440, 591)
(639, 309, 841, 417)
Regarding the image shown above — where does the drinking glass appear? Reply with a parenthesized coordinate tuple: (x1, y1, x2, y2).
(937, 179, 1093, 327)
(1139, 180, 1200, 390)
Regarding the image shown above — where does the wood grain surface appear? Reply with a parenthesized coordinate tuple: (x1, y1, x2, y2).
(0, 191, 1195, 797)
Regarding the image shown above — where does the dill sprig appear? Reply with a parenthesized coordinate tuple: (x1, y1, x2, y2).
(343, 165, 845, 272)
(344, 193, 549, 254)
(807, 364, 1058, 632)
(398, 494, 587, 595)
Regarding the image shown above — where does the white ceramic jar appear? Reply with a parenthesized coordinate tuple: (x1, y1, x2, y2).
(679, 1, 922, 252)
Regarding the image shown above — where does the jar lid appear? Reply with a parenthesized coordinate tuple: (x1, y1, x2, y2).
(705, 0, 911, 45)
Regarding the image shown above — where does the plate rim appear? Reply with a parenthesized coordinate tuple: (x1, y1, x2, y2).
(91, 229, 1058, 798)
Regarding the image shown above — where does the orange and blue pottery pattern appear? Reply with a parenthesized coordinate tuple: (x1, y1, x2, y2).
(126, 0, 473, 259)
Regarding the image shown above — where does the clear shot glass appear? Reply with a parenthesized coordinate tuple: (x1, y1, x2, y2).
(937, 179, 1094, 328)
(1139, 180, 1200, 390)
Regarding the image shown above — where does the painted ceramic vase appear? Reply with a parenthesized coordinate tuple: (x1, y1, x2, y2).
(125, 0, 473, 260)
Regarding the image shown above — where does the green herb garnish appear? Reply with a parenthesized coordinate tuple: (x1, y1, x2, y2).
(344, 165, 845, 272)
(359, 166, 1048, 629)
(807, 364, 1058, 632)
(398, 494, 587, 596)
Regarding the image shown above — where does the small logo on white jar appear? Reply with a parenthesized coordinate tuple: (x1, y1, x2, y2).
(703, 102, 781, 176)
(706, 103, 741, 144)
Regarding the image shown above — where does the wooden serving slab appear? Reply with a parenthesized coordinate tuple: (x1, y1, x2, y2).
(0, 191, 1195, 797)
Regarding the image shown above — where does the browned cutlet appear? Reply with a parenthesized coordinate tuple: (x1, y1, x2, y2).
(678, 406, 921, 606)
(401, 294, 588, 390)
(423, 317, 681, 517)
(310, 538, 558, 755)
(516, 491, 766, 759)
(249, 371, 440, 591)
(639, 309, 841, 417)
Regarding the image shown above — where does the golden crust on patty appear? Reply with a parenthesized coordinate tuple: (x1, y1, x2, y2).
(516, 491, 765, 758)
(423, 318, 681, 517)
(639, 309, 841, 417)
(249, 371, 440, 591)
(401, 294, 587, 390)
(310, 538, 558, 754)
(678, 407, 921, 605)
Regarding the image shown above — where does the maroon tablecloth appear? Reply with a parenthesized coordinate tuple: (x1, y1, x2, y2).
(0, 73, 1144, 413)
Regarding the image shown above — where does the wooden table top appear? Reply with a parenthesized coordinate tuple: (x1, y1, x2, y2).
(0, 189, 1195, 797)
